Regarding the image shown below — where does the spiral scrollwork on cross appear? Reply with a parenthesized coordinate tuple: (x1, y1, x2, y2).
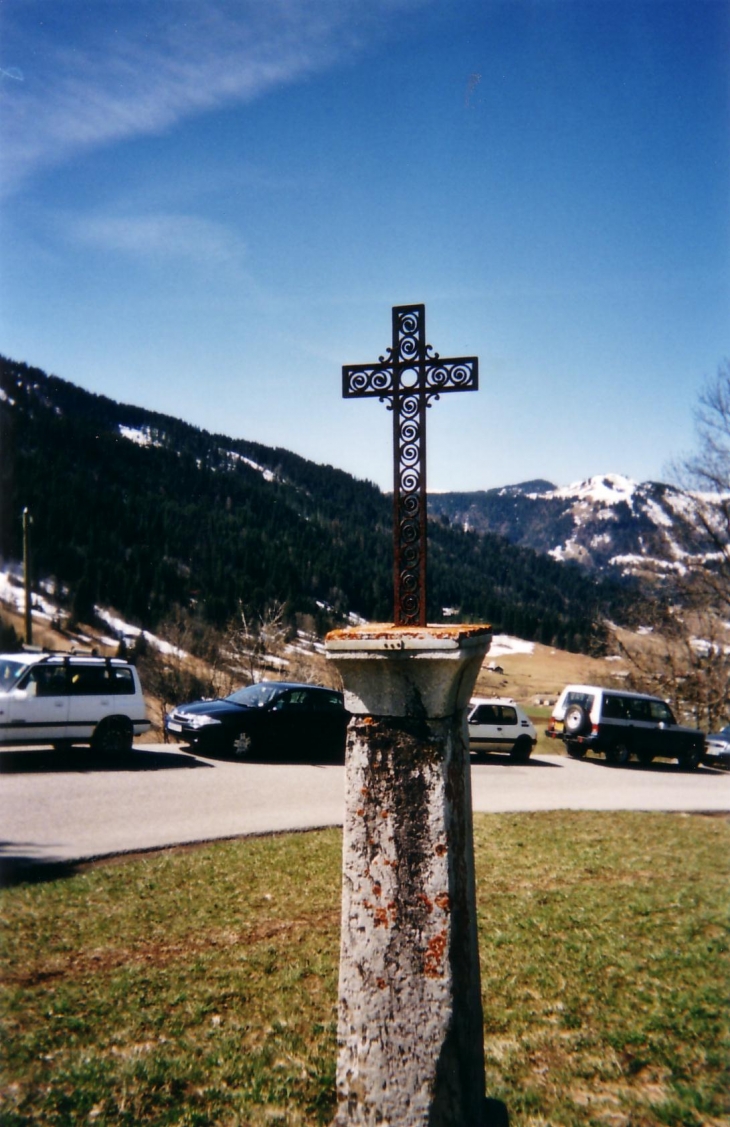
(342, 304, 478, 626)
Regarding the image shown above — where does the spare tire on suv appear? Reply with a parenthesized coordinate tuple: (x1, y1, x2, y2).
(563, 703, 591, 737)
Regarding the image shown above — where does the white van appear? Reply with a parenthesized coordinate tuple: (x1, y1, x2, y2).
(0, 651, 150, 753)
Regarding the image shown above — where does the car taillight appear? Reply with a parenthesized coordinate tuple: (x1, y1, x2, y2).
(548, 719, 555, 731)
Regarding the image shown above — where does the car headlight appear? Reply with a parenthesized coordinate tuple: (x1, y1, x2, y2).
(189, 715, 222, 729)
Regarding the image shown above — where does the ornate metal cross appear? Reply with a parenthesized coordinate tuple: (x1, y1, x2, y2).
(343, 304, 478, 627)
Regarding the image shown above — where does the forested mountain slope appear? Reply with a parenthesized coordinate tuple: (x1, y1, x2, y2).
(0, 356, 631, 652)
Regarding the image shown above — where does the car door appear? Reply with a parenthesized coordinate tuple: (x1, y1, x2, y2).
(265, 689, 310, 753)
(648, 699, 681, 758)
(468, 703, 515, 752)
(306, 689, 347, 755)
(625, 696, 655, 755)
(8, 664, 70, 743)
(67, 664, 115, 742)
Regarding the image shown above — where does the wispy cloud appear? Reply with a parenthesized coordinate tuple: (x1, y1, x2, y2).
(0, 0, 419, 196)
(66, 211, 246, 266)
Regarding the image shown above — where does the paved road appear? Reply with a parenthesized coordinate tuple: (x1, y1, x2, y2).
(1, 743, 728, 880)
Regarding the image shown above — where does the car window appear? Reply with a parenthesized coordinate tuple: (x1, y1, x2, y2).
(602, 695, 628, 720)
(27, 665, 67, 697)
(627, 697, 651, 721)
(564, 692, 595, 712)
(649, 700, 673, 723)
(0, 660, 27, 691)
(110, 667, 135, 695)
(471, 705, 498, 725)
(69, 666, 112, 695)
(226, 683, 281, 708)
(308, 690, 344, 711)
(271, 690, 309, 711)
(497, 706, 518, 725)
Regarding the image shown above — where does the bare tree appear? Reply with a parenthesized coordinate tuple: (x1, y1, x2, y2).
(130, 611, 219, 739)
(678, 359, 730, 617)
(616, 362, 730, 731)
(224, 600, 290, 686)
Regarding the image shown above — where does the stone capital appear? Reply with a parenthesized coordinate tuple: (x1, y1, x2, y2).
(325, 624, 492, 719)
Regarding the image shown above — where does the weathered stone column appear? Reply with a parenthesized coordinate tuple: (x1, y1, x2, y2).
(325, 624, 492, 1127)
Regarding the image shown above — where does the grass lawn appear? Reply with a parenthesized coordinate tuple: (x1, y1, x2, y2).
(2, 812, 728, 1126)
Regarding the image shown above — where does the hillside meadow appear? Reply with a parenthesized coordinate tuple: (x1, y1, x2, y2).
(2, 812, 728, 1127)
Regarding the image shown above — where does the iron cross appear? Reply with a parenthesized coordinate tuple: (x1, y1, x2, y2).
(343, 304, 479, 627)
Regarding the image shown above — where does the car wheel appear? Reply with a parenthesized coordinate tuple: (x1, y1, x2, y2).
(232, 731, 254, 758)
(565, 741, 587, 759)
(92, 717, 133, 754)
(563, 704, 591, 737)
(509, 736, 533, 763)
(606, 741, 631, 766)
(679, 743, 703, 771)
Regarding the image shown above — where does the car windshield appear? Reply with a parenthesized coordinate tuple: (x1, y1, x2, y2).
(225, 683, 283, 708)
(0, 659, 28, 692)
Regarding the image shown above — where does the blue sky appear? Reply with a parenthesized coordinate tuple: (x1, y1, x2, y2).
(1, 0, 728, 492)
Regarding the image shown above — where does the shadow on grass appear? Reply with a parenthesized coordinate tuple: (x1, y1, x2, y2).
(0, 746, 213, 774)
(0, 845, 88, 888)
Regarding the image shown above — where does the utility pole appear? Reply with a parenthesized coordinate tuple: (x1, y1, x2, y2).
(23, 507, 32, 645)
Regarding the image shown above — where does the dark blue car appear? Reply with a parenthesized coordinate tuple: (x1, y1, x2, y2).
(165, 680, 348, 759)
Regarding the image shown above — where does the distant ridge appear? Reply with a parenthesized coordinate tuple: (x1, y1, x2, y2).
(430, 473, 725, 580)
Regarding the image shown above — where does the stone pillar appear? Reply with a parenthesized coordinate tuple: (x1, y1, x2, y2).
(325, 624, 492, 1127)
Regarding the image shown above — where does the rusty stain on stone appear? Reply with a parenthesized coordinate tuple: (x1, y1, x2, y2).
(423, 929, 448, 978)
(326, 623, 492, 643)
(373, 907, 389, 928)
(435, 893, 451, 913)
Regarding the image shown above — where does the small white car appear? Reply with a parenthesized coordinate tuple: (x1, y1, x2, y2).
(0, 650, 150, 753)
(467, 697, 537, 762)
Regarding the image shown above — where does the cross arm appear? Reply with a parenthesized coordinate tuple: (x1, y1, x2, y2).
(424, 355, 479, 399)
(342, 361, 394, 399)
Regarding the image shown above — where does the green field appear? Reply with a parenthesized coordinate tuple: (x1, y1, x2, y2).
(2, 812, 729, 1126)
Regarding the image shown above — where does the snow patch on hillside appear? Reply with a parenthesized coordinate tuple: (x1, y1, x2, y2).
(118, 424, 163, 448)
(489, 634, 535, 657)
(548, 473, 637, 506)
(222, 448, 276, 482)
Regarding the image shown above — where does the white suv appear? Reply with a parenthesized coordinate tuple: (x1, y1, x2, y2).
(547, 684, 705, 769)
(467, 697, 537, 762)
(0, 651, 150, 753)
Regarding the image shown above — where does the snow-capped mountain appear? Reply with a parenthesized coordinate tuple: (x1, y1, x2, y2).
(429, 473, 727, 580)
